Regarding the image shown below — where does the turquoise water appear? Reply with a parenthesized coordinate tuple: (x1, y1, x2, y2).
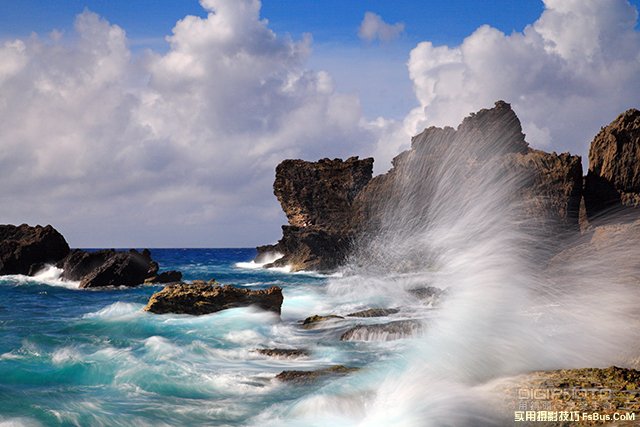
(0, 249, 417, 426)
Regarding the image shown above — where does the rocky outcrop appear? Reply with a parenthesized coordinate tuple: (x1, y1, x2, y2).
(0, 224, 70, 275)
(584, 109, 640, 218)
(346, 308, 399, 318)
(144, 270, 183, 284)
(275, 365, 359, 384)
(340, 320, 424, 342)
(58, 248, 161, 288)
(144, 282, 283, 315)
(255, 157, 373, 272)
(255, 348, 310, 358)
(301, 314, 344, 329)
(258, 102, 585, 272)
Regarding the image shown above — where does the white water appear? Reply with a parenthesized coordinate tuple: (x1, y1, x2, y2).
(259, 116, 640, 426)
(1, 265, 80, 289)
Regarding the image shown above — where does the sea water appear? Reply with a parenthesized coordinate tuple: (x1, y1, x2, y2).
(0, 249, 429, 426)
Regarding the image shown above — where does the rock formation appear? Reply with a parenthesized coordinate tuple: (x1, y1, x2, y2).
(340, 320, 423, 342)
(258, 101, 584, 272)
(584, 108, 640, 218)
(256, 157, 373, 272)
(275, 365, 358, 384)
(144, 282, 283, 315)
(0, 224, 70, 275)
(57, 248, 168, 288)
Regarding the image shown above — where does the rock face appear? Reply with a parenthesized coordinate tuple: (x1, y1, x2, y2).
(144, 283, 283, 315)
(58, 248, 160, 288)
(0, 224, 70, 275)
(258, 101, 585, 272)
(256, 157, 373, 272)
(584, 109, 640, 218)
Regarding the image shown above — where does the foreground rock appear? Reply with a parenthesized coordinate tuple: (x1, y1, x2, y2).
(585, 109, 640, 218)
(255, 348, 310, 359)
(340, 320, 423, 342)
(144, 283, 283, 315)
(495, 366, 640, 426)
(346, 308, 399, 318)
(275, 365, 359, 385)
(0, 224, 70, 275)
(58, 248, 162, 288)
(255, 157, 374, 272)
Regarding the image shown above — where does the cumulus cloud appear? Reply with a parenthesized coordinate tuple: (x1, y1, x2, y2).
(358, 12, 405, 43)
(404, 0, 640, 159)
(0, 0, 378, 247)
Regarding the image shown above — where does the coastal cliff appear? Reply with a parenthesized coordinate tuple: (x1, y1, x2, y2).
(260, 101, 586, 272)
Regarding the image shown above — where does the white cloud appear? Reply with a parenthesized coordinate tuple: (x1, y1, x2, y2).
(404, 0, 640, 158)
(0, 0, 378, 247)
(358, 12, 405, 43)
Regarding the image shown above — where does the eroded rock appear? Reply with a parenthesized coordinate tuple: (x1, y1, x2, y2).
(0, 224, 70, 275)
(144, 283, 283, 315)
(301, 314, 344, 329)
(275, 365, 359, 385)
(255, 348, 310, 359)
(340, 320, 424, 342)
(346, 308, 399, 318)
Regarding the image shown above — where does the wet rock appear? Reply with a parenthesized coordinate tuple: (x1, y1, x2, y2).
(275, 365, 359, 385)
(255, 348, 310, 359)
(0, 224, 70, 275)
(301, 314, 344, 329)
(340, 320, 424, 342)
(408, 286, 447, 306)
(585, 109, 640, 218)
(144, 283, 283, 315)
(144, 270, 183, 284)
(346, 308, 399, 318)
(59, 248, 160, 288)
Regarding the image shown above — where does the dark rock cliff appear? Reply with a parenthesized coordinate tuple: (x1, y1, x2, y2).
(0, 224, 70, 275)
(584, 108, 640, 218)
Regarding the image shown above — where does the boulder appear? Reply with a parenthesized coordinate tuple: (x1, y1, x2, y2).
(346, 308, 399, 318)
(584, 109, 640, 218)
(275, 365, 359, 385)
(301, 314, 344, 329)
(0, 224, 70, 275)
(144, 283, 283, 315)
(58, 248, 160, 288)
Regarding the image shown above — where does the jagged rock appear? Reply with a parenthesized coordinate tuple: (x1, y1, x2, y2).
(301, 314, 344, 329)
(144, 270, 183, 284)
(144, 283, 283, 315)
(340, 320, 424, 342)
(0, 224, 70, 275)
(255, 157, 373, 272)
(346, 308, 399, 317)
(275, 365, 359, 384)
(584, 109, 640, 218)
(255, 348, 310, 358)
(58, 248, 159, 288)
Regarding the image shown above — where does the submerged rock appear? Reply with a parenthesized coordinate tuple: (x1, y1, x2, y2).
(346, 308, 399, 318)
(59, 248, 161, 288)
(340, 320, 424, 342)
(144, 283, 283, 315)
(275, 365, 359, 385)
(255, 348, 310, 359)
(0, 224, 70, 275)
(301, 314, 344, 329)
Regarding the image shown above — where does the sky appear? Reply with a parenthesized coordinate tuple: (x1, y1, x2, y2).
(0, 0, 639, 247)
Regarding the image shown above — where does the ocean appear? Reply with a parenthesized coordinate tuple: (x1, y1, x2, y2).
(0, 249, 426, 427)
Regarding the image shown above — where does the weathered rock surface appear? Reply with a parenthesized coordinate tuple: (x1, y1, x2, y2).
(255, 348, 310, 359)
(346, 308, 399, 318)
(58, 248, 160, 288)
(0, 224, 70, 275)
(340, 320, 424, 341)
(144, 270, 183, 284)
(495, 366, 640, 426)
(144, 283, 283, 315)
(584, 109, 640, 218)
(255, 157, 373, 272)
(275, 365, 359, 384)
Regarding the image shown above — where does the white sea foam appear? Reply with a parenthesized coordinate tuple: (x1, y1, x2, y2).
(2, 265, 80, 289)
(83, 302, 143, 319)
(235, 252, 285, 269)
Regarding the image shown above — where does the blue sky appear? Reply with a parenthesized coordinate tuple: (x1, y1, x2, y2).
(0, 0, 639, 247)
